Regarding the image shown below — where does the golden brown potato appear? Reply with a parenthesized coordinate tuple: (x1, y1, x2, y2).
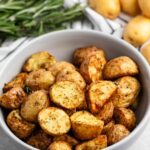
(7, 110, 35, 139)
(107, 124, 130, 145)
(27, 130, 52, 150)
(56, 68, 86, 90)
(21, 90, 50, 122)
(102, 120, 115, 134)
(88, 81, 117, 114)
(112, 76, 141, 108)
(48, 61, 76, 76)
(3, 73, 27, 92)
(96, 101, 114, 124)
(75, 135, 107, 150)
(123, 15, 150, 47)
(23, 51, 56, 72)
(38, 107, 71, 136)
(103, 56, 139, 80)
(50, 81, 85, 109)
(25, 69, 55, 91)
(0, 87, 26, 109)
(89, 0, 120, 19)
(70, 111, 104, 140)
(114, 108, 136, 130)
(47, 141, 71, 150)
(120, 0, 140, 16)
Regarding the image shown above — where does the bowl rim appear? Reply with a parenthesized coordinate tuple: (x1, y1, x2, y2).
(0, 29, 150, 150)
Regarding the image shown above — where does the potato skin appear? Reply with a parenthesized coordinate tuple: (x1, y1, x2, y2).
(23, 51, 56, 72)
(21, 90, 50, 122)
(0, 87, 26, 109)
(25, 69, 55, 91)
(7, 110, 35, 139)
(88, 81, 117, 114)
(102, 120, 115, 134)
(70, 111, 104, 140)
(103, 56, 139, 80)
(114, 108, 136, 131)
(112, 76, 141, 108)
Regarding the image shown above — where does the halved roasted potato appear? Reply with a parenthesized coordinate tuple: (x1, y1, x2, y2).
(23, 51, 56, 72)
(7, 110, 35, 139)
(0, 87, 26, 109)
(114, 108, 136, 130)
(50, 81, 85, 109)
(102, 120, 115, 134)
(75, 135, 107, 150)
(103, 56, 139, 80)
(88, 81, 117, 114)
(38, 107, 71, 136)
(25, 69, 55, 91)
(112, 76, 141, 108)
(70, 111, 104, 140)
(21, 90, 50, 122)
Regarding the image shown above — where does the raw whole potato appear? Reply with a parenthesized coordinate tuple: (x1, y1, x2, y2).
(70, 111, 104, 140)
(75, 135, 107, 150)
(0, 87, 26, 109)
(38, 107, 71, 136)
(7, 110, 35, 139)
(23, 51, 56, 72)
(50, 81, 85, 109)
(89, 0, 120, 19)
(123, 15, 150, 47)
(114, 108, 136, 130)
(25, 69, 55, 91)
(112, 76, 141, 108)
(103, 56, 139, 80)
(21, 90, 50, 122)
(88, 81, 117, 114)
(102, 120, 115, 134)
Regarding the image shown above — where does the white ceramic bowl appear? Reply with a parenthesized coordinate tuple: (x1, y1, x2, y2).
(0, 30, 150, 150)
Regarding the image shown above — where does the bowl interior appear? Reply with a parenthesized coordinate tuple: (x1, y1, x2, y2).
(0, 30, 149, 150)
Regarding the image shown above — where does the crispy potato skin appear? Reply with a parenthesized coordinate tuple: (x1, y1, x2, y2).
(112, 76, 141, 108)
(23, 51, 56, 72)
(38, 107, 71, 136)
(102, 120, 115, 134)
(27, 130, 52, 150)
(114, 108, 136, 131)
(0, 87, 26, 109)
(88, 81, 117, 114)
(70, 111, 104, 140)
(21, 90, 50, 122)
(7, 110, 35, 139)
(25, 69, 55, 91)
(75, 135, 107, 150)
(103, 56, 139, 80)
(107, 124, 130, 145)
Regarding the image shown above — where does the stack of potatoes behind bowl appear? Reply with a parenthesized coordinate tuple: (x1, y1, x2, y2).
(0, 46, 141, 150)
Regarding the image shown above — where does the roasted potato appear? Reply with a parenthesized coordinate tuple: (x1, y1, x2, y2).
(96, 101, 114, 124)
(89, 0, 120, 19)
(102, 120, 115, 134)
(103, 56, 139, 80)
(25, 69, 55, 91)
(75, 135, 107, 150)
(88, 81, 117, 114)
(114, 108, 136, 130)
(112, 76, 141, 108)
(23, 51, 56, 72)
(50, 81, 85, 109)
(47, 141, 71, 150)
(21, 90, 50, 122)
(123, 15, 150, 47)
(107, 124, 130, 145)
(70, 111, 104, 140)
(56, 68, 86, 90)
(7, 110, 35, 139)
(0, 87, 26, 109)
(27, 129, 52, 150)
(38, 107, 71, 136)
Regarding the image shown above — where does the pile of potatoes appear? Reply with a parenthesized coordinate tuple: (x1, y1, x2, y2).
(0, 46, 141, 150)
